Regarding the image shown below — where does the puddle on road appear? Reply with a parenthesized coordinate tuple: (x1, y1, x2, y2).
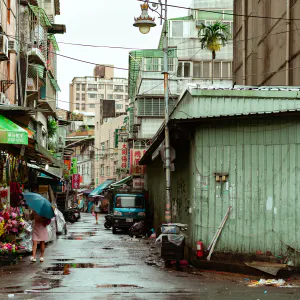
(42, 263, 134, 276)
(52, 258, 75, 262)
(60, 231, 99, 240)
(102, 247, 113, 250)
(96, 284, 142, 289)
(0, 285, 24, 293)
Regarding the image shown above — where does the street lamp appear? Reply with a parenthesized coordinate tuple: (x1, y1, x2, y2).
(133, 2, 156, 34)
(134, 0, 172, 223)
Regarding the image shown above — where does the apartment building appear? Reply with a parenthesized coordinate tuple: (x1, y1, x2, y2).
(128, 0, 233, 142)
(233, 0, 300, 86)
(94, 114, 126, 186)
(0, 0, 19, 105)
(69, 65, 129, 114)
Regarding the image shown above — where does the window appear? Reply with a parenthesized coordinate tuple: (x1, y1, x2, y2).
(81, 84, 86, 90)
(89, 93, 97, 99)
(99, 94, 104, 99)
(106, 166, 110, 176)
(107, 84, 113, 90)
(90, 104, 95, 108)
(116, 104, 123, 110)
(76, 93, 80, 101)
(115, 94, 123, 100)
(81, 94, 86, 101)
(145, 57, 163, 71)
(107, 94, 113, 100)
(114, 85, 123, 92)
(98, 84, 104, 90)
(88, 84, 97, 91)
(81, 103, 86, 110)
(125, 86, 128, 93)
(113, 161, 117, 175)
(193, 61, 232, 79)
(76, 84, 80, 91)
(75, 103, 80, 110)
(171, 21, 190, 38)
(177, 62, 192, 77)
(100, 164, 104, 176)
(116, 196, 144, 208)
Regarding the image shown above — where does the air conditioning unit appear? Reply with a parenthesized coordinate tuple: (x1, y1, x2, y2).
(0, 93, 9, 105)
(0, 35, 8, 60)
(8, 39, 18, 54)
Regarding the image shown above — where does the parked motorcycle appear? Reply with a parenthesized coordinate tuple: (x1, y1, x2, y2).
(63, 208, 77, 223)
(69, 207, 81, 221)
(104, 214, 114, 229)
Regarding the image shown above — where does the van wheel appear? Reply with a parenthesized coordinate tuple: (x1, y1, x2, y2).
(112, 226, 117, 234)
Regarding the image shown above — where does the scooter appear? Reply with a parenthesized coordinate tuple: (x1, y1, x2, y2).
(69, 207, 81, 221)
(104, 214, 114, 229)
(63, 209, 77, 223)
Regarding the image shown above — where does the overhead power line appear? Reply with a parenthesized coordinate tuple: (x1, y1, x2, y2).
(138, 0, 300, 21)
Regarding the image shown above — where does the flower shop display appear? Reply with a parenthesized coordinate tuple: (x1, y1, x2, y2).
(0, 208, 26, 257)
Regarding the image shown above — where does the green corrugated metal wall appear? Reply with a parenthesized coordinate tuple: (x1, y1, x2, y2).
(192, 117, 300, 265)
(147, 142, 191, 232)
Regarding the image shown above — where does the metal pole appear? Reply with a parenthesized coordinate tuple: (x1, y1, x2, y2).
(163, 0, 171, 223)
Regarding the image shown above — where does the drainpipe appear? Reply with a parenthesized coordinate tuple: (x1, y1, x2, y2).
(286, 0, 290, 85)
(242, 0, 247, 85)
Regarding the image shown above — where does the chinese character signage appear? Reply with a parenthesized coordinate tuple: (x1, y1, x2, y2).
(64, 159, 71, 170)
(119, 142, 128, 169)
(133, 178, 145, 189)
(130, 149, 146, 175)
(70, 158, 77, 175)
(72, 174, 80, 189)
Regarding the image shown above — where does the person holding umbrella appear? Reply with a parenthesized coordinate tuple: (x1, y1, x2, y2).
(23, 192, 54, 263)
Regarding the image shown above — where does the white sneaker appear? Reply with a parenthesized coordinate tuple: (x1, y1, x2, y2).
(40, 257, 44, 262)
(29, 257, 36, 263)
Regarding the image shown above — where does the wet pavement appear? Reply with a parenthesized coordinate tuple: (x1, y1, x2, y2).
(0, 213, 299, 299)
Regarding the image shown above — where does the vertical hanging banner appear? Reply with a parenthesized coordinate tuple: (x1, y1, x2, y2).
(118, 142, 128, 170)
(72, 174, 80, 189)
(130, 149, 146, 175)
(70, 158, 77, 175)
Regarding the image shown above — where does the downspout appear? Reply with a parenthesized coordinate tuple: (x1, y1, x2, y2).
(286, 0, 290, 85)
(242, 0, 247, 85)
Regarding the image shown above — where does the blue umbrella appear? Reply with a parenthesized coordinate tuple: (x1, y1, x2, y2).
(23, 192, 55, 219)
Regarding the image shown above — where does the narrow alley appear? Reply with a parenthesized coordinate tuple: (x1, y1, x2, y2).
(0, 214, 299, 299)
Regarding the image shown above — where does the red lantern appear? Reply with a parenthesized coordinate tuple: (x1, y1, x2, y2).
(196, 241, 204, 257)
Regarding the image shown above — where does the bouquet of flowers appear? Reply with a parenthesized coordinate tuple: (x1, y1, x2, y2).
(0, 242, 20, 253)
(0, 208, 25, 237)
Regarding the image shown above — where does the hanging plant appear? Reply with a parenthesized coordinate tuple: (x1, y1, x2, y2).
(47, 117, 58, 138)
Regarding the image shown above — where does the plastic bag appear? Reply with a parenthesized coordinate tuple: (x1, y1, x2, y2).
(54, 208, 66, 234)
(92, 212, 95, 217)
(156, 234, 185, 246)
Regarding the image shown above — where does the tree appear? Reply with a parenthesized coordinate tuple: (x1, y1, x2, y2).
(198, 21, 231, 84)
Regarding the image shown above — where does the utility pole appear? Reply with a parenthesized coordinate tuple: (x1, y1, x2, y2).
(133, 0, 171, 223)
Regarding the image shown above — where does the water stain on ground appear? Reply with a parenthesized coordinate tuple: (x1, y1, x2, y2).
(41, 263, 135, 276)
(60, 231, 99, 240)
(96, 284, 142, 289)
(0, 285, 24, 293)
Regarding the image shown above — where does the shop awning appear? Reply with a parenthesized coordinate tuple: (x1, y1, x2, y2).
(89, 179, 115, 197)
(0, 115, 28, 145)
(110, 176, 132, 188)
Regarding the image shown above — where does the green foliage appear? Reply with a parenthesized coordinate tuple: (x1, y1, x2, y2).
(198, 21, 231, 59)
(47, 117, 58, 138)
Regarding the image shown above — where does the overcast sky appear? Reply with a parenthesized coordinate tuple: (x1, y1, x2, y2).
(55, 0, 191, 110)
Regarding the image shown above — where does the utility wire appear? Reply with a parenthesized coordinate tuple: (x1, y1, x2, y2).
(138, 0, 300, 21)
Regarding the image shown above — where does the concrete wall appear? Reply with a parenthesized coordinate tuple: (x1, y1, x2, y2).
(94, 115, 125, 185)
(234, 0, 300, 85)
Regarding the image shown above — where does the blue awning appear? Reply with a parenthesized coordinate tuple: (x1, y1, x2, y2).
(89, 179, 115, 197)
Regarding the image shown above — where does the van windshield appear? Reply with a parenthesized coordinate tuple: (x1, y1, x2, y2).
(116, 196, 144, 208)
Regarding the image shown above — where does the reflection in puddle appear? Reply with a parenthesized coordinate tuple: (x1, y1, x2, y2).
(0, 285, 24, 293)
(59, 231, 100, 240)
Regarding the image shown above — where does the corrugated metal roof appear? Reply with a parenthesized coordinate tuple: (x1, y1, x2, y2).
(171, 86, 300, 120)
